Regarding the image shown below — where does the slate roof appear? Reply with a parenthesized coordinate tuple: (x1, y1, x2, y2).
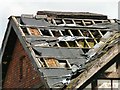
(1, 11, 120, 89)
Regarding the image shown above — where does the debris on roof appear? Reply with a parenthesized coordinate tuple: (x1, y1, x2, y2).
(1, 11, 120, 89)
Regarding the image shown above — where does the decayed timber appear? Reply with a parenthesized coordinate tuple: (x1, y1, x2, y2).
(65, 43, 120, 89)
(99, 72, 120, 79)
(1, 11, 120, 89)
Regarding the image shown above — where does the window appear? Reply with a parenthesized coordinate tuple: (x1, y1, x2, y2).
(19, 55, 25, 82)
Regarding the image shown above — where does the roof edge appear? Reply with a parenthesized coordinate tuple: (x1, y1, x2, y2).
(37, 11, 108, 19)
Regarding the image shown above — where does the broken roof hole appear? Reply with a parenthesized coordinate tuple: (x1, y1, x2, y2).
(40, 57, 71, 68)
(41, 29, 51, 36)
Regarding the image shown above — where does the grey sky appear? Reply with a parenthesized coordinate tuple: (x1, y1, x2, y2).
(0, 0, 119, 47)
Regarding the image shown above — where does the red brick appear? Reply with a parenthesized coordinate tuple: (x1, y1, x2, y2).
(3, 38, 43, 88)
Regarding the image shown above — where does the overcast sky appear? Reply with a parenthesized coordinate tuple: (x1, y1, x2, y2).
(0, 0, 119, 47)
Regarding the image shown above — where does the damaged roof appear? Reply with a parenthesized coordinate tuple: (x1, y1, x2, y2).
(1, 11, 120, 89)
(37, 11, 108, 19)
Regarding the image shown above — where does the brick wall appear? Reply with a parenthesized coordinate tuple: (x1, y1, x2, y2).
(3, 38, 43, 88)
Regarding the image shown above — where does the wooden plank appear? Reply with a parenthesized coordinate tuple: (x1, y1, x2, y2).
(37, 28, 43, 36)
(91, 80, 98, 90)
(116, 58, 120, 77)
(78, 30, 91, 48)
(29, 27, 40, 35)
(98, 30, 103, 37)
(88, 30, 98, 44)
(12, 17, 25, 36)
(65, 43, 120, 89)
(68, 30, 80, 47)
(44, 58, 60, 67)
